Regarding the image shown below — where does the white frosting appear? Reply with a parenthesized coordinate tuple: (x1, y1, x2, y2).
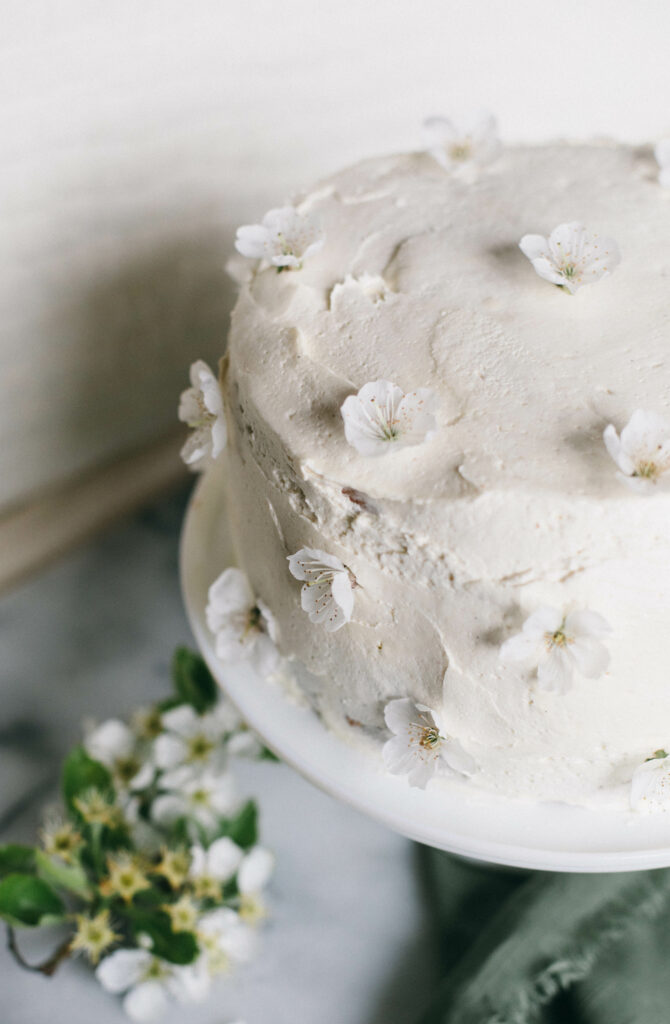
(222, 141, 670, 805)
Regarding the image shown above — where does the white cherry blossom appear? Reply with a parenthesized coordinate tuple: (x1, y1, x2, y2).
(151, 764, 237, 836)
(631, 750, 670, 813)
(422, 112, 501, 173)
(519, 222, 620, 294)
(197, 908, 257, 975)
(500, 606, 611, 694)
(341, 380, 437, 456)
(96, 948, 209, 1022)
(178, 360, 226, 471)
(238, 846, 275, 896)
(153, 704, 236, 774)
(287, 548, 355, 632)
(654, 140, 670, 188)
(206, 568, 279, 672)
(604, 409, 670, 493)
(84, 719, 154, 794)
(189, 836, 244, 885)
(382, 698, 477, 790)
(235, 206, 324, 270)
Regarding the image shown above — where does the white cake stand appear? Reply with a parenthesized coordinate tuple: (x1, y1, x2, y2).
(180, 468, 670, 873)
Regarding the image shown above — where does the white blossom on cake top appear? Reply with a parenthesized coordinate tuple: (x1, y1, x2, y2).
(500, 607, 611, 694)
(178, 360, 227, 471)
(287, 548, 355, 632)
(654, 140, 670, 188)
(630, 750, 670, 813)
(235, 206, 324, 270)
(519, 222, 621, 294)
(603, 410, 670, 493)
(422, 112, 501, 172)
(341, 380, 437, 457)
(206, 568, 279, 672)
(382, 698, 477, 790)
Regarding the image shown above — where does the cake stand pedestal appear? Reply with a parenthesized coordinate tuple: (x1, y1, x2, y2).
(180, 467, 670, 873)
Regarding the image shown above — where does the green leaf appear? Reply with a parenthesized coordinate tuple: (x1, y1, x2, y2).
(0, 845, 36, 877)
(217, 800, 258, 850)
(259, 746, 281, 763)
(62, 746, 114, 813)
(155, 697, 183, 714)
(129, 910, 198, 964)
(35, 850, 91, 899)
(132, 886, 167, 909)
(0, 874, 65, 927)
(171, 648, 218, 713)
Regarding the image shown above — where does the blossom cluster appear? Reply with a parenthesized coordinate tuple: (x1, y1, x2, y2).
(0, 648, 274, 1022)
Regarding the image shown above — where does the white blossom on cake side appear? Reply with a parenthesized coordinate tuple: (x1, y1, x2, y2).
(341, 380, 437, 456)
(422, 112, 501, 172)
(287, 548, 355, 632)
(499, 606, 611, 694)
(235, 206, 324, 270)
(654, 140, 670, 188)
(178, 360, 227, 471)
(630, 750, 670, 813)
(206, 568, 279, 672)
(519, 222, 621, 294)
(603, 409, 670, 493)
(382, 698, 477, 790)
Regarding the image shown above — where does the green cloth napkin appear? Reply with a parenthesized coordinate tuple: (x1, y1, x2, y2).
(416, 848, 670, 1024)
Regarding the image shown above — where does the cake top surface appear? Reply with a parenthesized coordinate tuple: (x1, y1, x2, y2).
(228, 141, 670, 502)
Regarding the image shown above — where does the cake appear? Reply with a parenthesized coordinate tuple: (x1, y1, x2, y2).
(182, 125, 670, 809)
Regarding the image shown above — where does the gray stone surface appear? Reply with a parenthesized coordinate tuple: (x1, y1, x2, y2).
(0, 487, 439, 1024)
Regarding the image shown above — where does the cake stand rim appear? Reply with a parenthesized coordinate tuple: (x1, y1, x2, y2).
(179, 466, 670, 873)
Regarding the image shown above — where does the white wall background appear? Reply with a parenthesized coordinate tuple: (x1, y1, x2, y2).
(3, 0, 670, 511)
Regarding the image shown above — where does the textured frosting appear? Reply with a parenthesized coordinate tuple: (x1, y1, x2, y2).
(222, 141, 670, 805)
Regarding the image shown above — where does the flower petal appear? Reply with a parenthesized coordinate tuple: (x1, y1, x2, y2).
(207, 569, 255, 625)
(123, 980, 169, 1022)
(440, 738, 477, 777)
(85, 720, 135, 766)
(238, 847, 275, 892)
(151, 794, 187, 826)
(96, 949, 149, 993)
(153, 734, 188, 771)
(631, 757, 670, 812)
(205, 836, 244, 881)
(161, 705, 201, 740)
(383, 697, 416, 735)
(569, 636, 610, 679)
(518, 234, 549, 262)
(537, 648, 573, 694)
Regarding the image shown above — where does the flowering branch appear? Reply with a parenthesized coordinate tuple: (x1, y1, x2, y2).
(0, 647, 275, 1022)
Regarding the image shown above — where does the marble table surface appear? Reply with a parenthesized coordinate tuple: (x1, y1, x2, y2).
(0, 486, 441, 1024)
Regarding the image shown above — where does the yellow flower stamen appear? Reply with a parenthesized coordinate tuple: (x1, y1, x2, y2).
(239, 893, 267, 925)
(100, 853, 151, 904)
(154, 847, 191, 890)
(163, 895, 199, 933)
(74, 789, 122, 828)
(40, 819, 83, 865)
(70, 909, 119, 964)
